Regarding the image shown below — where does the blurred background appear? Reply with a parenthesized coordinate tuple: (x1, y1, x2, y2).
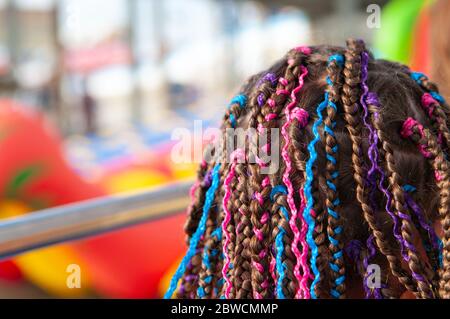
(0, 0, 446, 298)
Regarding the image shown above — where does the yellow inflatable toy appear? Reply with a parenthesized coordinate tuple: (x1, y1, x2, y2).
(0, 200, 91, 297)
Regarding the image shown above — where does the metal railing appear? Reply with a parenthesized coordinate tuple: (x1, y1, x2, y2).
(0, 180, 193, 261)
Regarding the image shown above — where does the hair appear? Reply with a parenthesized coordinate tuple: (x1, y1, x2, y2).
(166, 39, 450, 299)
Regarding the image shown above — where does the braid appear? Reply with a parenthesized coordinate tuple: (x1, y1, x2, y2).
(231, 161, 253, 298)
(224, 94, 248, 129)
(366, 93, 409, 265)
(323, 54, 346, 298)
(197, 223, 222, 298)
(288, 104, 311, 298)
(303, 84, 328, 299)
(372, 116, 426, 295)
(311, 174, 330, 298)
(280, 49, 310, 298)
(404, 187, 441, 279)
(247, 51, 303, 298)
(181, 90, 249, 298)
(401, 118, 450, 298)
(362, 59, 433, 297)
(177, 254, 202, 298)
(411, 72, 450, 151)
(421, 92, 450, 150)
(341, 39, 418, 295)
(270, 185, 296, 298)
(247, 170, 271, 299)
(165, 163, 222, 299)
(383, 134, 435, 297)
(221, 149, 245, 298)
(178, 160, 211, 298)
(411, 72, 446, 104)
(196, 163, 227, 299)
(230, 73, 277, 299)
(184, 161, 210, 244)
(195, 167, 226, 299)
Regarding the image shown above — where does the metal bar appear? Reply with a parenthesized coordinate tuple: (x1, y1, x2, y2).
(0, 180, 193, 261)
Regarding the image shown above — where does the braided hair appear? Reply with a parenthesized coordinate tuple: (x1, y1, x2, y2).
(166, 39, 450, 299)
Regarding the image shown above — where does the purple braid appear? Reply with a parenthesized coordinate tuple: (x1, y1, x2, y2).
(405, 194, 440, 251)
(360, 54, 410, 297)
(363, 235, 382, 299)
(257, 73, 278, 107)
(405, 192, 441, 271)
(366, 92, 409, 261)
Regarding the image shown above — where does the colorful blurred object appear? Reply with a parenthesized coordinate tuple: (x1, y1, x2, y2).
(0, 100, 105, 291)
(0, 99, 190, 298)
(73, 213, 186, 298)
(15, 245, 92, 298)
(0, 260, 22, 281)
(374, 0, 440, 76)
(410, 1, 431, 74)
(374, 0, 427, 64)
(0, 100, 106, 207)
(74, 163, 187, 298)
(0, 201, 90, 297)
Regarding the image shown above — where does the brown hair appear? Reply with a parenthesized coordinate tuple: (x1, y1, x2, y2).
(168, 39, 450, 299)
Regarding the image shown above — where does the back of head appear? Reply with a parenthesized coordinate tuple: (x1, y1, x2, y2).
(166, 38, 450, 299)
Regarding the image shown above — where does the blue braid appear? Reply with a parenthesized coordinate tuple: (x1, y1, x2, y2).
(164, 163, 221, 299)
(228, 95, 247, 128)
(328, 54, 344, 67)
(410, 72, 445, 103)
(303, 93, 328, 299)
(302, 55, 343, 299)
(229, 94, 247, 109)
(270, 185, 288, 299)
(197, 226, 222, 298)
(411, 72, 426, 83)
(270, 185, 287, 201)
(325, 54, 345, 298)
(229, 114, 237, 128)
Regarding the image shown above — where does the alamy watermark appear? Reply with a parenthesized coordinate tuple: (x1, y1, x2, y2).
(366, 263, 382, 289)
(366, 4, 381, 29)
(66, 263, 81, 289)
(171, 120, 280, 174)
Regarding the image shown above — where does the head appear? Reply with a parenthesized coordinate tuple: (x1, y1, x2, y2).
(166, 39, 450, 299)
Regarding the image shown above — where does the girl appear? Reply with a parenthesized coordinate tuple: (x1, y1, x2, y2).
(165, 39, 450, 299)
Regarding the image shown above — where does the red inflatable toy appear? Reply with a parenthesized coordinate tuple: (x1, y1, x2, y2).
(0, 100, 187, 298)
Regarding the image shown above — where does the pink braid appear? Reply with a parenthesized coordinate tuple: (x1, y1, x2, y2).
(421, 93, 444, 144)
(270, 255, 277, 287)
(281, 64, 310, 299)
(251, 176, 271, 298)
(421, 93, 438, 118)
(401, 117, 432, 158)
(221, 148, 245, 298)
(299, 187, 313, 293)
(294, 46, 312, 55)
